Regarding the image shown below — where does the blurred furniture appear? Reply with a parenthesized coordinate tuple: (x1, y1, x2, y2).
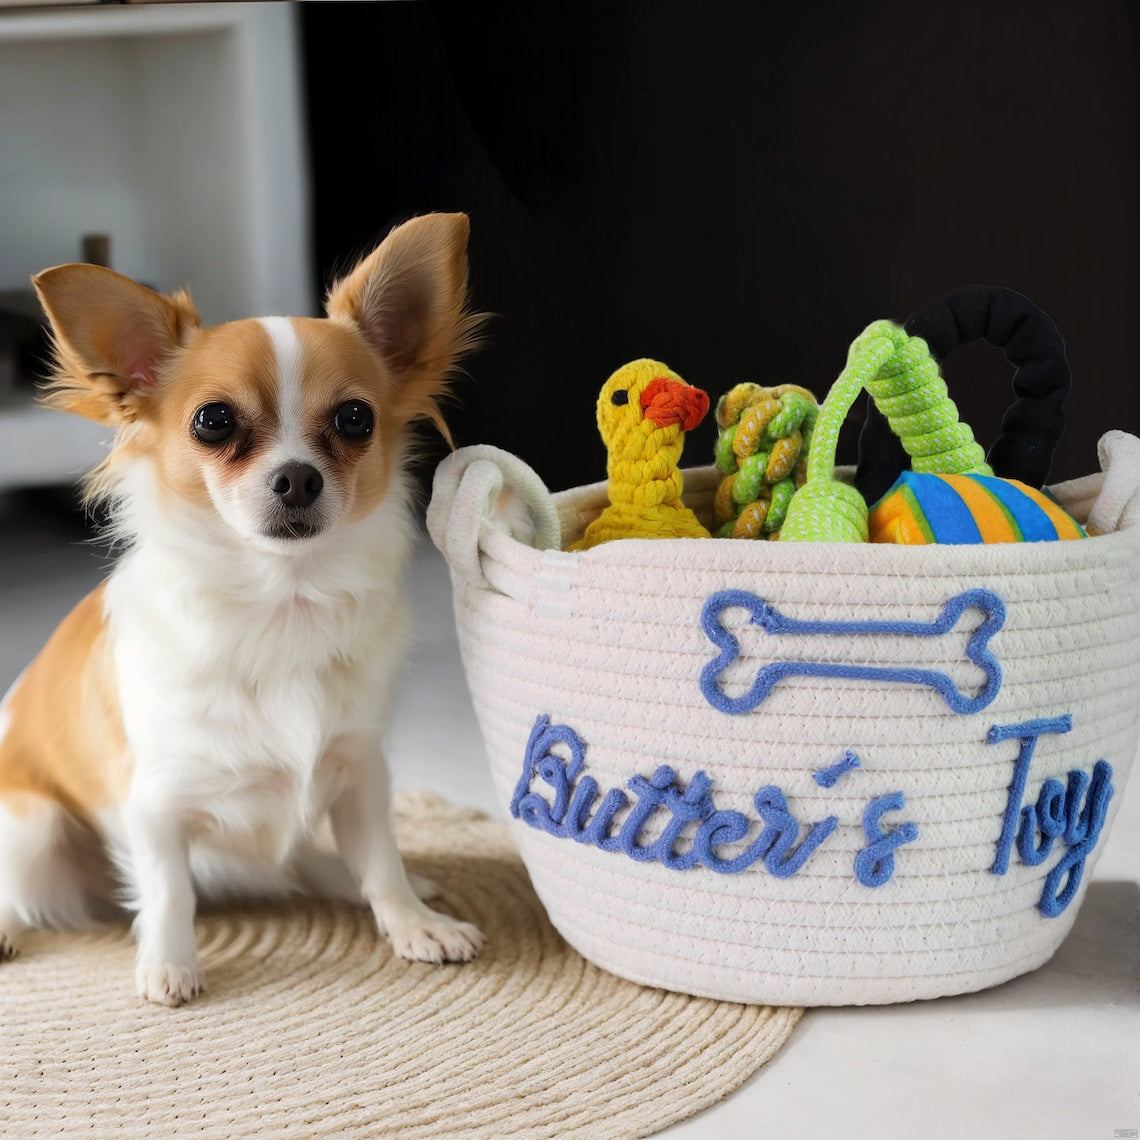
(0, 1, 310, 490)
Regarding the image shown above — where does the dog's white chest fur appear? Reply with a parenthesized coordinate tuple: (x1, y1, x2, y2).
(104, 481, 412, 859)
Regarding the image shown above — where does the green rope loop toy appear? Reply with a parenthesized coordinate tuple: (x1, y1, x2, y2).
(780, 320, 991, 543)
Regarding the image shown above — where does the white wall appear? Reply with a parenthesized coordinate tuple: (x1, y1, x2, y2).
(0, 3, 312, 325)
(0, 3, 312, 488)
(0, 36, 151, 289)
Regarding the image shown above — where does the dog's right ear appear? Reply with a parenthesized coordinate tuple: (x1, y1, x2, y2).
(325, 213, 484, 446)
(32, 264, 200, 425)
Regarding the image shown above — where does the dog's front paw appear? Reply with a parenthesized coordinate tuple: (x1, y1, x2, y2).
(136, 960, 203, 1007)
(386, 911, 485, 965)
(0, 930, 20, 962)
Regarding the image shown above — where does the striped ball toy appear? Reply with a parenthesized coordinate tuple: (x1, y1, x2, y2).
(869, 471, 1085, 544)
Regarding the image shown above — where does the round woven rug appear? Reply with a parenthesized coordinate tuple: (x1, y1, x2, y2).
(0, 790, 801, 1139)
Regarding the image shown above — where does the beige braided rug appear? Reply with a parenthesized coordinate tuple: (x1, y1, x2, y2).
(0, 790, 800, 1139)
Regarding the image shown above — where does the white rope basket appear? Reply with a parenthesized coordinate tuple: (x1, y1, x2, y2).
(426, 431, 1140, 1006)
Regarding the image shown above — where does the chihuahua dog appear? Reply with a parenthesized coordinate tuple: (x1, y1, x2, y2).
(0, 213, 485, 1005)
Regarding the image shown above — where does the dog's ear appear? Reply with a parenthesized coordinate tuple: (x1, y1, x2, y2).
(325, 213, 483, 444)
(32, 264, 200, 425)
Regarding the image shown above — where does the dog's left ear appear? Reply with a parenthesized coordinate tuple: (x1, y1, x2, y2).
(33, 264, 200, 425)
(325, 213, 483, 444)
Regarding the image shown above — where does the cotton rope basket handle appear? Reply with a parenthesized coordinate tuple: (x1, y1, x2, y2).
(1086, 429, 1140, 535)
(426, 443, 563, 595)
(779, 319, 991, 542)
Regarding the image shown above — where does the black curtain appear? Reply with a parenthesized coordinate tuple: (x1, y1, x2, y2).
(301, 0, 1140, 497)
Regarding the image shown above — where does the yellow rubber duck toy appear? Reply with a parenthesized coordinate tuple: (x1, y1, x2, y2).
(568, 359, 712, 551)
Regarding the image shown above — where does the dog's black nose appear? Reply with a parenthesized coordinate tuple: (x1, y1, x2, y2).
(270, 462, 324, 508)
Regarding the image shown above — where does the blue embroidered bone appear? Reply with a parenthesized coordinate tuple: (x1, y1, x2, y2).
(699, 587, 1005, 715)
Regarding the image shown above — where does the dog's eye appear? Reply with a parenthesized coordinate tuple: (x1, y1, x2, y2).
(611, 389, 630, 406)
(333, 399, 374, 441)
(192, 402, 237, 445)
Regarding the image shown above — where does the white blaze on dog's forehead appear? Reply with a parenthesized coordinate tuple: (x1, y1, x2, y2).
(258, 316, 304, 448)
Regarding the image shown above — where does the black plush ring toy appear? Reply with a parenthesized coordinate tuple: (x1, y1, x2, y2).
(855, 285, 1072, 506)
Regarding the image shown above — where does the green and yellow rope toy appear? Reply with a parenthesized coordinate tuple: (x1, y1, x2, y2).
(780, 319, 990, 543)
(713, 383, 819, 539)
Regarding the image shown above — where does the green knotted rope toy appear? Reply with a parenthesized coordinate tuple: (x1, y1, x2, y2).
(780, 320, 990, 543)
(713, 383, 819, 539)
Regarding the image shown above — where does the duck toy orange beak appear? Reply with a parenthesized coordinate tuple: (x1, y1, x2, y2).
(640, 376, 710, 431)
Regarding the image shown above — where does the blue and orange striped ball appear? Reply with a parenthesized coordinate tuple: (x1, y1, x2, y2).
(868, 472, 1085, 545)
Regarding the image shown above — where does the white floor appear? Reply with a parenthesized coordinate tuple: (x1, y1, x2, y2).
(1, 513, 1137, 1140)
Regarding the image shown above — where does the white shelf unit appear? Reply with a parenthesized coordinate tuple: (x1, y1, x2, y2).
(0, 1, 312, 489)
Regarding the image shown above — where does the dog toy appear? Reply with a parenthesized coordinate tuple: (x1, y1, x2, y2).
(856, 286, 1072, 503)
(868, 471, 1085, 544)
(857, 286, 1083, 545)
(567, 359, 711, 551)
(780, 319, 985, 542)
(780, 292, 1083, 544)
(712, 383, 819, 539)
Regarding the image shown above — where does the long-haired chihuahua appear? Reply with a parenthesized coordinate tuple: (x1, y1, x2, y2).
(0, 213, 485, 1005)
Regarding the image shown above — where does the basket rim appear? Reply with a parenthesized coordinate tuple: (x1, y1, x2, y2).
(536, 464, 1127, 573)
(555, 462, 1102, 530)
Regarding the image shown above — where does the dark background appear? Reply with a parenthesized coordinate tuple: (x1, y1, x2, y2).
(301, 0, 1139, 497)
